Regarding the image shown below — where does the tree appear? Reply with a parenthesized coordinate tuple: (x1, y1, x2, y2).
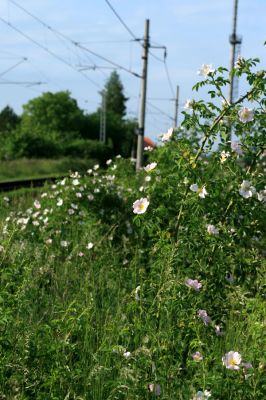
(104, 71, 128, 118)
(105, 112, 137, 157)
(0, 105, 20, 134)
(11, 91, 86, 158)
(21, 91, 84, 137)
(79, 112, 100, 141)
(101, 71, 131, 155)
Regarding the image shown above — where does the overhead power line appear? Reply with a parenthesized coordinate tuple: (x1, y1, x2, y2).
(77, 64, 122, 71)
(0, 16, 101, 89)
(75, 42, 141, 78)
(164, 60, 175, 97)
(104, 0, 140, 42)
(8, 0, 141, 78)
(0, 57, 27, 78)
(148, 45, 175, 98)
(8, 0, 100, 72)
(0, 49, 25, 59)
(149, 51, 164, 63)
(148, 40, 176, 98)
(147, 100, 174, 122)
(131, 94, 176, 122)
(0, 79, 45, 86)
(104, 0, 176, 101)
(79, 39, 134, 44)
(148, 97, 175, 101)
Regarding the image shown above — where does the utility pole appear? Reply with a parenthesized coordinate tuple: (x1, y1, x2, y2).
(136, 19, 149, 170)
(228, 0, 242, 143)
(173, 85, 179, 128)
(99, 90, 106, 144)
(229, 0, 242, 105)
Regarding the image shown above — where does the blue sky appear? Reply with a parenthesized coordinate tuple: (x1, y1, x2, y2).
(0, 0, 265, 141)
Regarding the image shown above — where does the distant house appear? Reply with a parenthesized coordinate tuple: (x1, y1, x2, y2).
(144, 137, 156, 149)
(131, 136, 156, 159)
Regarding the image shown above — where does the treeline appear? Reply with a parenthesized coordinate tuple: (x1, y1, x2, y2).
(0, 71, 137, 163)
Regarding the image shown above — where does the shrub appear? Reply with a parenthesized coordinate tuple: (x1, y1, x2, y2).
(0, 56, 265, 399)
(7, 130, 62, 159)
(63, 139, 113, 164)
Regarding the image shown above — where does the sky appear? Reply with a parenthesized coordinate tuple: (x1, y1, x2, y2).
(0, 0, 265, 142)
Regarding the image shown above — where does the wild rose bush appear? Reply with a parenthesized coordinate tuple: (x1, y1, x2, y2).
(0, 56, 265, 399)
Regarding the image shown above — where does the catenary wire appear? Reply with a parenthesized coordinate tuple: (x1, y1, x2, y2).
(8, 0, 141, 78)
(6, 0, 176, 126)
(0, 16, 102, 89)
(0, 57, 27, 78)
(104, 0, 140, 42)
(147, 100, 174, 122)
(164, 59, 175, 97)
(9, 0, 96, 67)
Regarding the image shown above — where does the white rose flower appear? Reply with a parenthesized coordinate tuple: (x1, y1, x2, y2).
(144, 162, 157, 172)
(132, 198, 149, 214)
(239, 180, 256, 198)
(72, 179, 79, 186)
(222, 351, 242, 370)
(123, 351, 131, 358)
(190, 184, 208, 198)
(207, 224, 219, 235)
(220, 151, 230, 163)
(34, 200, 41, 209)
(161, 127, 174, 142)
(184, 99, 194, 110)
(56, 198, 63, 206)
(238, 107, 254, 123)
(197, 64, 215, 76)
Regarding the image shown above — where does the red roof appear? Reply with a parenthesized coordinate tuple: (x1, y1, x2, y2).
(144, 137, 156, 148)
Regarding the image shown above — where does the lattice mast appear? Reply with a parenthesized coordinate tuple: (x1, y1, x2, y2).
(99, 90, 106, 144)
(229, 0, 242, 104)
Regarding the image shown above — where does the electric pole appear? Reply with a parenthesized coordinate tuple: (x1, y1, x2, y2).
(136, 19, 149, 170)
(173, 85, 179, 128)
(99, 90, 106, 144)
(229, 0, 242, 105)
(228, 0, 242, 143)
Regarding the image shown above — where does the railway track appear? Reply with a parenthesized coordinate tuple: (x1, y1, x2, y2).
(0, 176, 63, 192)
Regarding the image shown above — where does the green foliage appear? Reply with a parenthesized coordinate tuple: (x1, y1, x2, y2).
(105, 112, 137, 156)
(0, 158, 96, 181)
(63, 139, 113, 163)
(8, 128, 63, 158)
(0, 56, 265, 399)
(104, 71, 128, 118)
(0, 91, 87, 160)
(0, 73, 134, 160)
(0, 105, 20, 134)
(21, 90, 84, 136)
(0, 106, 21, 160)
(79, 111, 101, 141)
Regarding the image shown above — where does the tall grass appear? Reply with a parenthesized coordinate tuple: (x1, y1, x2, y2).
(0, 59, 265, 399)
(0, 154, 265, 399)
(0, 158, 98, 182)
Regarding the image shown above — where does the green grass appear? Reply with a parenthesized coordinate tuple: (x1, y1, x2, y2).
(0, 157, 98, 182)
(0, 153, 265, 399)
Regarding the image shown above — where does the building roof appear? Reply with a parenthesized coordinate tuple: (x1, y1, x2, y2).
(144, 137, 156, 148)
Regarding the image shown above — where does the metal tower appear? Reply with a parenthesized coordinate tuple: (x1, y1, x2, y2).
(229, 0, 242, 104)
(99, 90, 106, 144)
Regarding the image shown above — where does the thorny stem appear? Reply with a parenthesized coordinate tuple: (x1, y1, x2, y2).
(194, 87, 257, 163)
(210, 75, 229, 105)
(175, 87, 257, 239)
(246, 147, 264, 175)
(208, 199, 234, 261)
